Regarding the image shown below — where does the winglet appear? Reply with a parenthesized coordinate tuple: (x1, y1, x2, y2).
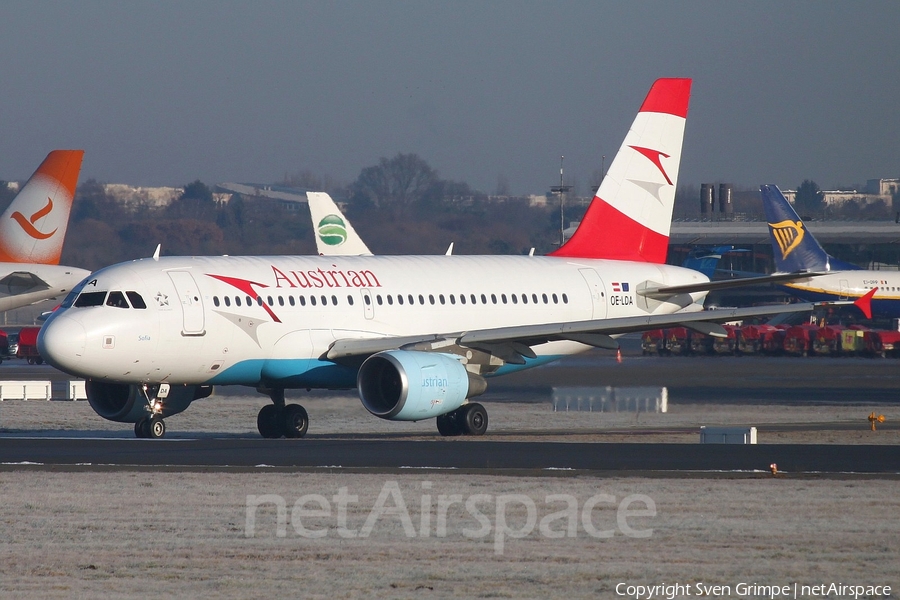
(445, 242, 454, 256)
(855, 287, 876, 319)
(153, 244, 161, 261)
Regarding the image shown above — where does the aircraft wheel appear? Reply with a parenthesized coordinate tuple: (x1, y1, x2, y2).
(35, 357, 43, 365)
(134, 419, 148, 438)
(257, 404, 283, 438)
(283, 404, 309, 438)
(436, 412, 462, 437)
(148, 416, 166, 439)
(460, 403, 488, 436)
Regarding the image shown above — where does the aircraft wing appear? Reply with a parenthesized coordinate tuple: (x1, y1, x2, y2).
(637, 271, 827, 299)
(326, 301, 833, 362)
(0, 271, 51, 296)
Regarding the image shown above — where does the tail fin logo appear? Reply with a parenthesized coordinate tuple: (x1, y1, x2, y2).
(10, 197, 57, 240)
(317, 215, 348, 246)
(629, 146, 673, 185)
(768, 219, 805, 260)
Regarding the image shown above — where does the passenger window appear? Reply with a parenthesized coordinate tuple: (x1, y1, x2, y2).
(74, 291, 108, 307)
(224, 296, 231, 307)
(278, 296, 284, 306)
(532, 294, 538, 304)
(300, 296, 307, 306)
(408, 294, 415, 305)
(511, 294, 518, 304)
(419, 294, 425, 305)
(397, 295, 404, 305)
(429, 295, 435, 305)
(289, 296, 295, 306)
(459, 294, 466, 305)
(311, 296, 317, 306)
(213, 296, 220, 307)
(267, 296, 274, 306)
(236, 296, 242, 307)
(552, 293, 558, 304)
(257, 296, 263, 306)
(347, 295, 354, 306)
(481, 294, 487, 304)
(521, 294, 528, 304)
(439, 294, 445, 305)
(377, 295, 383, 305)
(562, 293, 569, 304)
(364, 295, 370, 305)
(321, 295, 328, 306)
(449, 294, 456, 305)
(491, 294, 497, 304)
(387, 295, 394, 305)
(126, 291, 147, 309)
(471, 294, 477, 304)
(331, 295, 338, 305)
(542, 293, 548, 304)
(106, 291, 130, 309)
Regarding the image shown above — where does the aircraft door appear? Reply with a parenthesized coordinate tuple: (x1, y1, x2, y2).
(579, 268, 608, 320)
(168, 271, 206, 335)
(839, 279, 849, 300)
(360, 289, 374, 319)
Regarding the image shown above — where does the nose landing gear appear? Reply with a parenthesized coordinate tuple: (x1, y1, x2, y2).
(257, 388, 309, 439)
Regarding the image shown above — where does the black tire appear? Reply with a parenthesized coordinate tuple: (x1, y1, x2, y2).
(257, 404, 283, 438)
(436, 412, 462, 437)
(460, 403, 488, 436)
(35, 357, 43, 365)
(148, 416, 166, 439)
(134, 419, 147, 438)
(283, 404, 309, 438)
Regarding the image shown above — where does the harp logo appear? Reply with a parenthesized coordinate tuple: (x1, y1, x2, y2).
(768, 219, 805, 259)
(11, 197, 57, 240)
(317, 215, 348, 246)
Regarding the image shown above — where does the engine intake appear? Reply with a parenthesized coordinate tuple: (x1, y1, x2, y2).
(85, 380, 210, 423)
(357, 350, 485, 421)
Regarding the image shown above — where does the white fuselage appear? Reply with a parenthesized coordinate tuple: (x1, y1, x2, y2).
(39, 254, 709, 388)
(782, 271, 900, 318)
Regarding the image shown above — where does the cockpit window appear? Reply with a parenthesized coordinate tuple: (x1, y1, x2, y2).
(126, 291, 147, 309)
(74, 291, 108, 307)
(106, 291, 130, 309)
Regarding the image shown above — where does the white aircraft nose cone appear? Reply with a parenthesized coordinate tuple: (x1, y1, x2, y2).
(37, 314, 86, 374)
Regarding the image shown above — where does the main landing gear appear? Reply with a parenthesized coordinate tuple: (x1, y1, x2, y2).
(257, 388, 309, 439)
(436, 403, 488, 437)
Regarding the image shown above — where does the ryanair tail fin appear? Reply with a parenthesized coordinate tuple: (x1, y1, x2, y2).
(761, 184, 858, 273)
(306, 192, 373, 256)
(550, 78, 692, 263)
(0, 150, 84, 264)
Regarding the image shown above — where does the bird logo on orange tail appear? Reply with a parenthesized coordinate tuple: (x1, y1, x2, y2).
(10, 197, 57, 240)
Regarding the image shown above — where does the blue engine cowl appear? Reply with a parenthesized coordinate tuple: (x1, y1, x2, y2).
(358, 350, 484, 421)
(85, 380, 212, 423)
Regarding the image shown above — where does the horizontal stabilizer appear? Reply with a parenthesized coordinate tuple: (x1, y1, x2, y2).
(638, 271, 826, 299)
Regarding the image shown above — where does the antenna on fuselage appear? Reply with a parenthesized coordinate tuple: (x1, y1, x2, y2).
(153, 244, 161, 261)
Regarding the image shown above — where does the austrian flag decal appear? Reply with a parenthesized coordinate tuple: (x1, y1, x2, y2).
(612, 282, 629, 293)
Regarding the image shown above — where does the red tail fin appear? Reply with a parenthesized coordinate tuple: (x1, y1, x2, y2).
(550, 78, 691, 263)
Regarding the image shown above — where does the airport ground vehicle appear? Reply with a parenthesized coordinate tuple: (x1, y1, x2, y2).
(15, 326, 43, 364)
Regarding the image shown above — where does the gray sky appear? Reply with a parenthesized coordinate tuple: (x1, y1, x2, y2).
(2, 1, 898, 196)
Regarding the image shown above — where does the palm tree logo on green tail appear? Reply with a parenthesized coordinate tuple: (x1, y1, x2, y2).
(317, 214, 347, 246)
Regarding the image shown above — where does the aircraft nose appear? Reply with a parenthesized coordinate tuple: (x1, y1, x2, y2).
(37, 314, 86, 374)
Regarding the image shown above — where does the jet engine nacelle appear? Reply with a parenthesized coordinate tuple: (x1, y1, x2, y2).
(85, 380, 212, 423)
(357, 350, 485, 421)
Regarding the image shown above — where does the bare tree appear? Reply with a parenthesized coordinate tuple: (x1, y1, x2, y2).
(351, 153, 438, 215)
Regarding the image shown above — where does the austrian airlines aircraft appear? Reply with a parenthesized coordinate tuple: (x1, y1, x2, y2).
(0, 150, 90, 312)
(763, 184, 885, 318)
(38, 79, 823, 439)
